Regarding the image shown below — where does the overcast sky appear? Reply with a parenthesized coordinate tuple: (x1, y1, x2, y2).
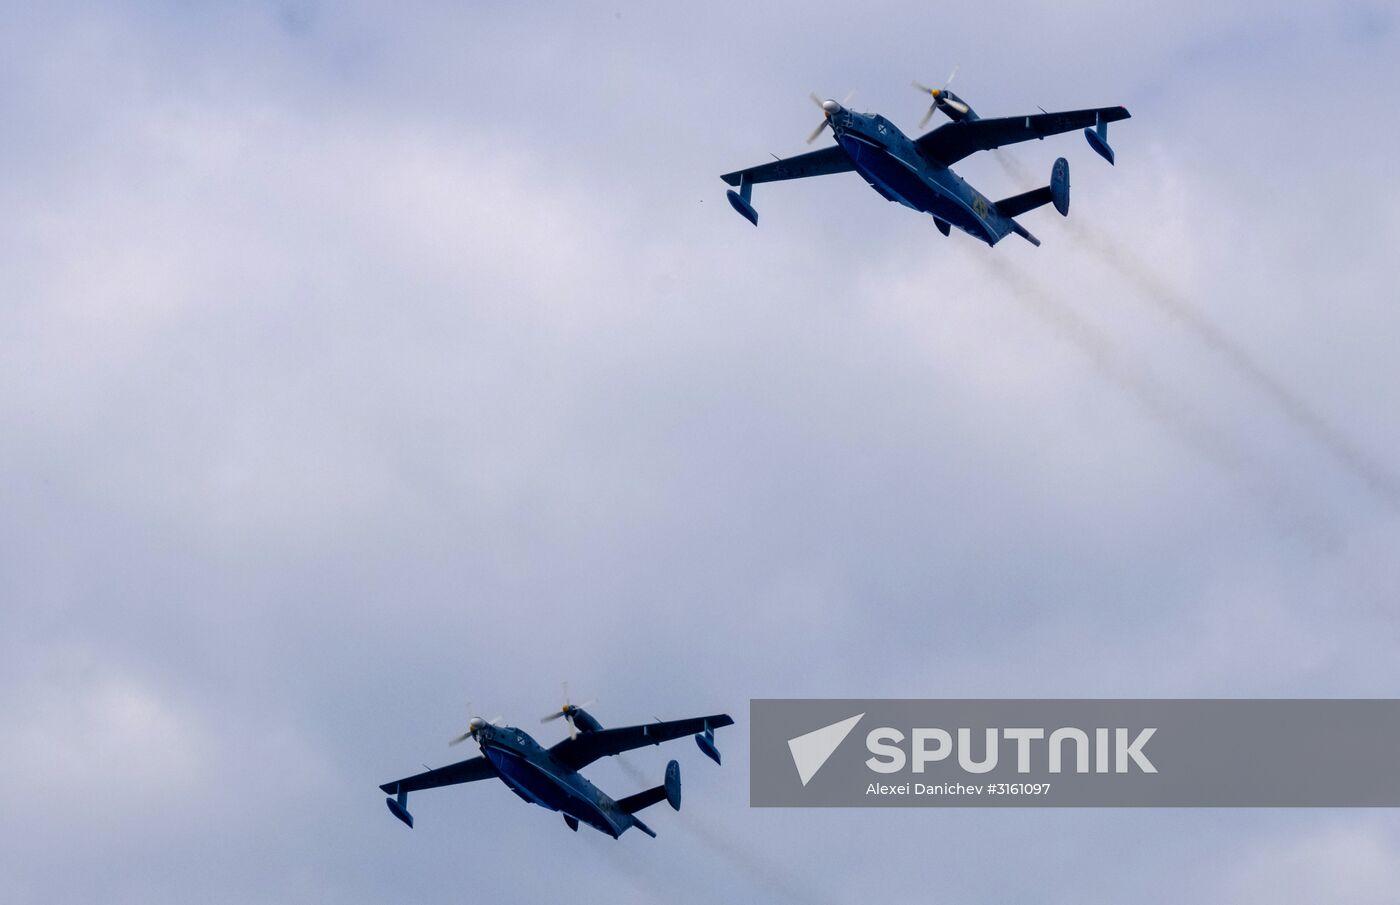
(2, 2, 1399, 903)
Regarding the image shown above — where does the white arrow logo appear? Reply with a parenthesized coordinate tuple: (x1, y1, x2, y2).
(787, 713, 864, 786)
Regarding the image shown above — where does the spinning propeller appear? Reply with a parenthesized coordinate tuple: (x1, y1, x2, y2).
(914, 65, 969, 127)
(448, 702, 501, 746)
(806, 90, 855, 143)
(540, 682, 596, 740)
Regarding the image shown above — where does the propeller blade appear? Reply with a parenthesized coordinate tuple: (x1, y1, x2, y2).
(544, 682, 596, 725)
(806, 118, 830, 144)
(841, 89, 856, 106)
(913, 69, 964, 121)
(945, 64, 959, 89)
(809, 92, 824, 110)
(920, 104, 937, 127)
(451, 698, 478, 744)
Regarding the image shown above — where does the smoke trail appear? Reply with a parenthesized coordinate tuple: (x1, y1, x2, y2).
(977, 253, 1251, 474)
(615, 756, 841, 905)
(595, 841, 691, 905)
(994, 152, 1400, 509)
(975, 253, 1337, 547)
(1068, 219, 1400, 508)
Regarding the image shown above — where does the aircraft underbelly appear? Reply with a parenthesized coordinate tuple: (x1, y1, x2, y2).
(837, 135, 995, 243)
(485, 748, 619, 835)
(838, 135, 933, 211)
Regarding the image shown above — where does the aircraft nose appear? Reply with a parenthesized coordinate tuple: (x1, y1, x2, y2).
(821, 99, 842, 115)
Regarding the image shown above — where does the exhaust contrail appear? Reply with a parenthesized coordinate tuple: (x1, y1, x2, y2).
(975, 253, 1337, 547)
(1066, 218, 1400, 509)
(994, 152, 1400, 509)
(977, 253, 1250, 474)
(615, 756, 839, 905)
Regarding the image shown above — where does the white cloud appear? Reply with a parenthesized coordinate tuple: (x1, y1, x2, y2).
(1, 2, 1398, 903)
(1220, 819, 1400, 905)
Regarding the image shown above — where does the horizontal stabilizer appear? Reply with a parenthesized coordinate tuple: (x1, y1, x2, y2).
(618, 760, 682, 814)
(994, 186, 1054, 219)
(995, 158, 1068, 237)
(617, 785, 668, 814)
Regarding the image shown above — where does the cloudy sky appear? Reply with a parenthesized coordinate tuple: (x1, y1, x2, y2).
(2, 2, 1399, 903)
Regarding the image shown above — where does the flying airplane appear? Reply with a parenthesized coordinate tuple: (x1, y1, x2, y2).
(379, 690, 733, 840)
(721, 74, 1130, 246)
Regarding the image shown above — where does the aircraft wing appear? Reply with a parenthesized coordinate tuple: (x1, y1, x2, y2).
(379, 755, 496, 795)
(915, 106, 1130, 166)
(549, 714, 735, 771)
(721, 146, 853, 186)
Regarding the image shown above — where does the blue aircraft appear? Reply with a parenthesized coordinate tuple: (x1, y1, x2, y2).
(379, 691, 733, 840)
(722, 76, 1130, 246)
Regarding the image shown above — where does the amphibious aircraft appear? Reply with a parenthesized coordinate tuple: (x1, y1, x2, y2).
(721, 74, 1130, 246)
(379, 690, 733, 839)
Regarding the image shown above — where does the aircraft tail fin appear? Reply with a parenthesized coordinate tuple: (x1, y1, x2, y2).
(994, 157, 1070, 220)
(629, 816, 657, 838)
(617, 760, 682, 815)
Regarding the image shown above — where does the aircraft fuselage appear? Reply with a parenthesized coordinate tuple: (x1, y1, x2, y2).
(471, 723, 634, 837)
(826, 109, 1014, 245)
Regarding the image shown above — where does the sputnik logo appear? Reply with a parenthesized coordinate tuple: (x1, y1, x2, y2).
(787, 713, 864, 786)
